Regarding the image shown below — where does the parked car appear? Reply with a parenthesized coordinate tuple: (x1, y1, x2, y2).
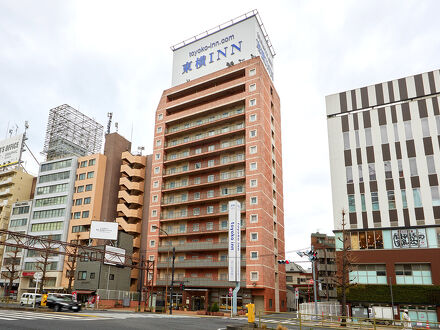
(46, 294, 81, 312)
(19, 293, 41, 306)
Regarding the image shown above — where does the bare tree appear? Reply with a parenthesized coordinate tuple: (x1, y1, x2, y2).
(65, 237, 79, 292)
(332, 210, 357, 326)
(1, 247, 21, 296)
(34, 238, 59, 293)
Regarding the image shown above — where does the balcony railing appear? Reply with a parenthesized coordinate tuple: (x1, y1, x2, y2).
(156, 278, 246, 288)
(164, 154, 245, 176)
(162, 188, 245, 205)
(164, 139, 244, 162)
(0, 188, 11, 196)
(157, 260, 229, 269)
(156, 223, 246, 236)
(161, 206, 246, 221)
(165, 108, 244, 135)
(157, 241, 246, 252)
(165, 123, 245, 148)
(163, 170, 245, 190)
(0, 178, 13, 186)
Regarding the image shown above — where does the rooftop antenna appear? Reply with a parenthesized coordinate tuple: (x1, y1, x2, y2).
(115, 122, 119, 133)
(137, 146, 145, 156)
(106, 112, 113, 135)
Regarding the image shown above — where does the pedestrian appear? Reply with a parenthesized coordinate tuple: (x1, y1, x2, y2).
(402, 309, 412, 329)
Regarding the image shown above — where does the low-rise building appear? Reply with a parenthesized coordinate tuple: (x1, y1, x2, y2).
(311, 233, 337, 301)
(285, 263, 312, 310)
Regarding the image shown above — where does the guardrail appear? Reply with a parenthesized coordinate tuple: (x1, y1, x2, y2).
(256, 311, 439, 329)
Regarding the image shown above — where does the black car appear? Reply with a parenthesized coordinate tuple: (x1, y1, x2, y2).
(46, 295, 81, 312)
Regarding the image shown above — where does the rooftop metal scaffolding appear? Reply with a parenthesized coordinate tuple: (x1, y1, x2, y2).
(42, 104, 104, 160)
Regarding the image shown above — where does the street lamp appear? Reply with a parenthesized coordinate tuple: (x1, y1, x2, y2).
(152, 225, 170, 313)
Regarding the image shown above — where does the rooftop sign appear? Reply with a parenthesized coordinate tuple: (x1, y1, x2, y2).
(0, 134, 24, 168)
(171, 10, 275, 86)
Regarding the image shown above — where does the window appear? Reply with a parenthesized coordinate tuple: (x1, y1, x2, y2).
(250, 179, 257, 187)
(250, 232, 258, 241)
(155, 153, 161, 160)
(250, 162, 257, 170)
(206, 222, 213, 230)
(72, 225, 89, 233)
(35, 195, 67, 207)
(343, 132, 350, 150)
(192, 223, 199, 232)
(250, 146, 257, 154)
(207, 175, 214, 182)
(10, 218, 27, 227)
(380, 125, 388, 144)
(109, 274, 115, 280)
(371, 192, 379, 211)
(88, 159, 96, 166)
(250, 214, 258, 223)
(195, 148, 202, 154)
(152, 210, 157, 217)
(401, 190, 408, 208)
(250, 130, 257, 138)
(368, 163, 376, 181)
(348, 195, 356, 213)
(194, 192, 200, 200)
(73, 212, 81, 219)
(150, 225, 157, 232)
(90, 272, 95, 279)
(413, 188, 422, 207)
(153, 181, 159, 188)
(365, 128, 372, 146)
(250, 251, 258, 260)
(85, 184, 93, 191)
(87, 171, 94, 179)
(77, 185, 84, 193)
(158, 113, 163, 121)
(409, 158, 418, 176)
(75, 198, 82, 206)
(193, 208, 200, 216)
(80, 160, 87, 168)
(221, 204, 228, 212)
(194, 162, 201, 169)
(346, 166, 353, 183)
(221, 220, 228, 229)
(249, 83, 256, 91)
(404, 121, 413, 140)
(393, 123, 399, 142)
(82, 211, 90, 218)
(194, 177, 201, 184)
(250, 271, 259, 281)
(153, 195, 158, 202)
(207, 206, 214, 214)
(156, 140, 162, 147)
(250, 197, 258, 205)
(78, 173, 86, 180)
(78, 271, 87, 280)
(150, 240, 156, 247)
(36, 183, 69, 195)
(154, 167, 160, 174)
(41, 159, 72, 172)
(395, 264, 432, 285)
(249, 114, 257, 122)
(249, 68, 256, 76)
(421, 118, 430, 137)
(33, 208, 65, 219)
(361, 194, 366, 212)
(30, 221, 63, 232)
(427, 156, 436, 174)
(387, 191, 396, 210)
(431, 186, 440, 206)
(355, 130, 360, 147)
(349, 264, 386, 284)
(208, 145, 215, 152)
(208, 159, 214, 167)
(157, 126, 162, 133)
(384, 161, 392, 179)
(398, 160, 404, 177)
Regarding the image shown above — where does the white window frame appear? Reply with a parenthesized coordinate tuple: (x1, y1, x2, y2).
(250, 251, 258, 260)
(250, 214, 258, 223)
(150, 240, 156, 247)
(250, 130, 257, 138)
(250, 162, 257, 170)
(250, 196, 258, 205)
(155, 153, 161, 160)
(249, 68, 256, 76)
(156, 126, 162, 133)
(153, 195, 158, 202)
(156, 139, 162, 147)
(250, 271, 259, 281)
(250, 179, 258, 187)
(153, 181, 159, 188)
(250, 232, 258, 241)
(158, 113, 163, 121)
(250, 146, 257, 154)
(150, 225, 157, 232)
(249, 83, 256, 92)
(250, 114, 257, 122)
(154, 167, 160, 174)
(249, 98, 257, 106)
(151, 210, 157, 217)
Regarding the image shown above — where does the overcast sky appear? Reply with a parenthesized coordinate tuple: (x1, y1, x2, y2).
(1, 0, 439, 260)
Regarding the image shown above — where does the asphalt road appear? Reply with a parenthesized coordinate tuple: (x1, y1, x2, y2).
(0, 309, 334, 330)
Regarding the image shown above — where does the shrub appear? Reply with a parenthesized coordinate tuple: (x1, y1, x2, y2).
(211, 302, 219, 312)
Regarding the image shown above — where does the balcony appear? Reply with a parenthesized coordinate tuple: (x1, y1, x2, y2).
(156, 224, 246, 237)
(118, 190, 143, 205)
(133, 236, 141, 249)
(160, 207, 246, 222)
(165, 108, 245, 137)
(116, 217, 142, 234)
(164, 155, 245, 178)
(158, 241, 246, 253)
(157, 260, 232, 269)
(317, 263, 337, 272)
(119, 177, 144, 192)
(156, 278, 246, 288)
(162, 189, 245, 206)
(164, 139, 245, 164)
(0, 177, 13, 187)
(120, 164, 145, 180)
(0, 188, 11, 197)
(121, 152, 146, 168)
(117, 204, 143, 219)
(163, 170, 245, 192)
(165, 124, 245, 150)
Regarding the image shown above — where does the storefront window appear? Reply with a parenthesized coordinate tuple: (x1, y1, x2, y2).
(375, 231, 383, 249)
(359, 232, 367, 249)
(367, 231, 375, 249)
(351, 232, 359, 250)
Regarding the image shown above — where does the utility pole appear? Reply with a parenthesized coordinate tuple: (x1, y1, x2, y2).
(138, 255, 145, 312)
(169, 247, 175, 315)
(310, 247, 318, 318)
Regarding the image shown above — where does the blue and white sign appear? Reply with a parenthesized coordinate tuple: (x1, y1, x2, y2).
(228, 200, 241, 282)
(171, 14, 274, 86)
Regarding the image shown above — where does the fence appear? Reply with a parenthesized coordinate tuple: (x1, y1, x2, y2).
(257, 310, 440, 329)
(299, 302, 342, 320)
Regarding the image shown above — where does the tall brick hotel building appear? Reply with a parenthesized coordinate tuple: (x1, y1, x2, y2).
(146, 11, 286, 312)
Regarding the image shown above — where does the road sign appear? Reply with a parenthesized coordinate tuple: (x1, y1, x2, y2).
(308, 279, 314, 284)
(295, 291, 299, 299)
(295, 287, 299, 292)
(229, 288, 233, 297)
(33, 273, 42, 280)
(72, 291, 77, 301)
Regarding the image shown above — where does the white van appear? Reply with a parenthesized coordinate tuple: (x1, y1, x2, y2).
(20, 293, 41, 306)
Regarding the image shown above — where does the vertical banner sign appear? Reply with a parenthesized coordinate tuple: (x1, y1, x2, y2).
(228, 200, 241, 282)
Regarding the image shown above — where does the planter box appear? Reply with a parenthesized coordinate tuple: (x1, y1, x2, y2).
(197, 311, 207, 315)
(212, 312, 224, 316)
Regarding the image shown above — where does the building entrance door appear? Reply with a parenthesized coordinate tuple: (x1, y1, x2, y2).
(192, 296, 203, 310)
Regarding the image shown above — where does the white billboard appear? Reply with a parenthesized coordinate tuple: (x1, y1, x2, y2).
(0, 134, 23, 168)
(104, 245, 126, 265)
(171, 13, 274, 86)
(90, 221, 118, 240)
(228, 200, 241, 282)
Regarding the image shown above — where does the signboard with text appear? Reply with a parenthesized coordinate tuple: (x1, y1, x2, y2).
(0, 134, 23, 168)
(392, 228, 427, 248)
(228, 200, 241, 282)
(90, 221, 118, 240)
(104, 245, 126, 265)
(171, 13, 274, 86)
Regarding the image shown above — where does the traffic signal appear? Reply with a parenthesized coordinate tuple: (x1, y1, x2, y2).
(277, 260, 290, 264)
(179, 282, 185, 290)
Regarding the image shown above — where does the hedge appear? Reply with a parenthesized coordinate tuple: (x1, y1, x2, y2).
(339, 285, 440, 305)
